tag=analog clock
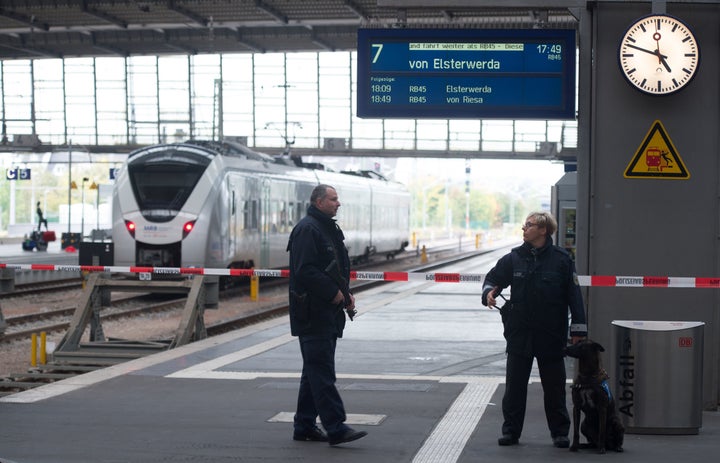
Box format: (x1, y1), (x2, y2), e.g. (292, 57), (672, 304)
(619, 14), (699, 95)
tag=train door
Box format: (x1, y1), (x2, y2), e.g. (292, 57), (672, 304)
(228, 176), (237, 257)
(368, 185), (374, 251)
(259, 178), (271, 268)
(239, 175), (260, 268)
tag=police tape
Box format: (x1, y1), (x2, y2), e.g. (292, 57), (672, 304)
(2, 263), (720, 288)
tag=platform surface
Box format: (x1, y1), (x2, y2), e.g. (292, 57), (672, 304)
(1, 250), (718, 463)
(0, 237), (91, 286)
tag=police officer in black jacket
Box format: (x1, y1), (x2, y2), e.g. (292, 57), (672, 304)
(482, 211), (587, 449)
(287, 184), (367, 446)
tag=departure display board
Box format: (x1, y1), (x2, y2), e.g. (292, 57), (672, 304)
(357, 28), (576, 120)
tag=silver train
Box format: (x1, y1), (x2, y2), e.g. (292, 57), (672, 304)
(111, 140), (410, 270)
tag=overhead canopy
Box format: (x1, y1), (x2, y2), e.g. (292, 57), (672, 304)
(0, 0), (578, 60)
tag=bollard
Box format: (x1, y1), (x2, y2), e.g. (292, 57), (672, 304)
(250, 275), (259, 301)
(30, 332), (49, 366)
(31, 333), (38, 367)
(475, 233), (480, 249)
(40, 331), (47, 365)
(411, 231), (416, 248)
(420, 245), (428, 263)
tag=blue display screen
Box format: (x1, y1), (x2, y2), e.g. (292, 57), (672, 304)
(357, 28), (576, 120)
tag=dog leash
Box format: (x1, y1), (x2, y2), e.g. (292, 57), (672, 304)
(490, 291), (574, 342)
(490, 292), (510, 315)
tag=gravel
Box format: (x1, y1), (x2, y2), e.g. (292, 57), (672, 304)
(1, 282), (288, 378)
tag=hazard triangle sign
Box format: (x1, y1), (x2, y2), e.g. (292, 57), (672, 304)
(624, 120), (689, 179)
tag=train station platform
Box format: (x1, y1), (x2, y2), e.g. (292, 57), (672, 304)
(0, 237), (80, 287)
(0, 237), (62, 258)
(1, 251), (719, 463)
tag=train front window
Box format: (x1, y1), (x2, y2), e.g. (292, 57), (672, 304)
(128, 148), (211, 221)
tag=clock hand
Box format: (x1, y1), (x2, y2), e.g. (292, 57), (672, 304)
(651, 32), (672, 72)
(625, 43), (668, 60)
(658, 53), (672, 72)
(653, 31), (663, 64)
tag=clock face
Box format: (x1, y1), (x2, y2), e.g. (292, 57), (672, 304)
(619, 14), (699, 95)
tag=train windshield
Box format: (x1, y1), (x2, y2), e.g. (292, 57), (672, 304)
(128, 147), (212, 222)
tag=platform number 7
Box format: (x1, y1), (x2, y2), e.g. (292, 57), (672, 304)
(371, 44), (383, 63)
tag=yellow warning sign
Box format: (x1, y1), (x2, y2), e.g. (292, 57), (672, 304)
(624, 120), (689, 179)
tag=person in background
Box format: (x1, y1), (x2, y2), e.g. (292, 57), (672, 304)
(481, 211), (587, 449)
(286, 184), (367, 446)
(36, 202), (48, 231)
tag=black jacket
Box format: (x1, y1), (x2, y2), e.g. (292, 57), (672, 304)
(482, 238), (587, 359)
(287, 205), (351, 337)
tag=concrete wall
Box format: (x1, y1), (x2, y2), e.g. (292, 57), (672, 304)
(580, 2), (720, 409)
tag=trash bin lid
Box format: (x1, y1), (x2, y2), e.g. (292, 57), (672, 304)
(612, 320), (704, 331)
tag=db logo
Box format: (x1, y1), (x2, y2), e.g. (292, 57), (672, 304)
(679, 337), (693, 348)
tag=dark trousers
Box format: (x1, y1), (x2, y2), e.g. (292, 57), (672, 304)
(501, 352), (570, 439)
(294, 335), (349, 437)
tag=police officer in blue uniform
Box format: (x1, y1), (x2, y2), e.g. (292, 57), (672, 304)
(482, 211), (587, 448)
(287, 184), (367, 446)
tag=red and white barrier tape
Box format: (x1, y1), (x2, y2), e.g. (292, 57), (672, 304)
(2, 263), (720, 288)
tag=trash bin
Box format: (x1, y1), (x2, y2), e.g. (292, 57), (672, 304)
(611, 320), (704, 435)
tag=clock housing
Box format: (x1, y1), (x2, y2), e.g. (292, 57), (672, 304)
(618, 14), (699, 95)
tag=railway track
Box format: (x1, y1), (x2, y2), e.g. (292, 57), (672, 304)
(0, 243), (504, 396)
(0, 239), (458, 300)
(0, 278), (83, 299)
(0, 239), (464, 339)
(0, 294), (187, 343)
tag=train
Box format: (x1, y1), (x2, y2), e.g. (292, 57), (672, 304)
(111, 140), (411, 271)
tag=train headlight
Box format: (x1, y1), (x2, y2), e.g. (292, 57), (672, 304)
(182, 220), (196, 239)
(125, 220), (136, 238)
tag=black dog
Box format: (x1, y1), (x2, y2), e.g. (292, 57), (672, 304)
(565, 340), (624, 454)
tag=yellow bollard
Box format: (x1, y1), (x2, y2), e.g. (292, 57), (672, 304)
(420, 245), (428, 263)
(40, 331), (47, 365)
(475, 233), (480, 249)
(250, 275), (259, 301)
(411, 231), (416, 248)
(31, 333), (38, 367)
